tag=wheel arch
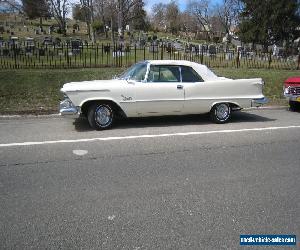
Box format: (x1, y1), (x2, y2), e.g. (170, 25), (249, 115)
(210, 101), (241, 111)
(81, 99), (127, 118)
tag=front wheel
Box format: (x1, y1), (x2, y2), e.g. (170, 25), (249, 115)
(88, 103), (115, 130)
(289, 100), (300, 111)
(210, 103), (231, 124)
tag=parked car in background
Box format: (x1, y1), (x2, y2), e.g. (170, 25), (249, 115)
(60, 60), (268, 130)
(284, 76), (300, 111)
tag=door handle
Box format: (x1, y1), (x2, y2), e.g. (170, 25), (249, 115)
(177, 85), (183, 89)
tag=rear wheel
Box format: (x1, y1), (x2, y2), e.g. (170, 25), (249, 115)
(210, 103), (231, 124)
(87, 103), (115, 130)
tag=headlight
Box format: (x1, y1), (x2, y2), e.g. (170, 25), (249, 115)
(284, 87), (290, 95)
(60, 97), (75, 109)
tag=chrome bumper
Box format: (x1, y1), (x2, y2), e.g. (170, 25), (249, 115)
(251, 97), (269, 107)
(59, 99), (80, 118)
(284, 94), (300, 101)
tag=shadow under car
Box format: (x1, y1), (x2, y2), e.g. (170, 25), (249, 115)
(73, 111), (276, 132)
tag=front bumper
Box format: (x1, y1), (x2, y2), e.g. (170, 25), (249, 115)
(251, 97), (269, 107)
(284, 94), (300, 102)
(59, 99), (81, 118)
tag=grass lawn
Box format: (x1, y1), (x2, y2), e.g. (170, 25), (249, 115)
(0, 67), (298, 115)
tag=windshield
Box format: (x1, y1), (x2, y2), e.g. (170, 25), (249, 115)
(118, 62), (147, 81)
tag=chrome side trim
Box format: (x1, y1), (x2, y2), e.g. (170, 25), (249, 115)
(66, 89), (110, 93)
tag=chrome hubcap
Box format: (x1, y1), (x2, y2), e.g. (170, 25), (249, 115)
(95, 106), (112, 126)
(216, 104), (229, 120)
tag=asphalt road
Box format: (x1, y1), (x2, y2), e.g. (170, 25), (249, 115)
(0, 108), (299, 249)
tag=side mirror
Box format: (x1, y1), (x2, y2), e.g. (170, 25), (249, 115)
(127, 80), (135, 85)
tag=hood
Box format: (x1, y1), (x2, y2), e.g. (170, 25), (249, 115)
(284, 77), (300, 88)
(61, 79), (125, 92)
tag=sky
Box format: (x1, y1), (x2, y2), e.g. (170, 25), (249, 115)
(69, 0), (222, 15)
(144, 0), (188, 13)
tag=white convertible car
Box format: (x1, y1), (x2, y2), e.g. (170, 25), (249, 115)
(59, 60), (268, 130)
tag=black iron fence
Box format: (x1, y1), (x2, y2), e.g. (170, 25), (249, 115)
(0, 43), (299, 70)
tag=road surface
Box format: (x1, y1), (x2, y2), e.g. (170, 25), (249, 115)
(0, 108), (299, 249)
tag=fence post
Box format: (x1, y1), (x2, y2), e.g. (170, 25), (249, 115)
(200, 45), (203, 64)
(236, 51), (240, 68)
(268, 51), (272, 69)
(134, 44), (137, 63)
(13, 44), (17, 69)
(160, 42), (164, 60)
(297, 54), (300, 70)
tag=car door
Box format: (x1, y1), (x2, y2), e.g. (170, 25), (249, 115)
(135, 65), (184, 116)
(179, 65), (209, 114)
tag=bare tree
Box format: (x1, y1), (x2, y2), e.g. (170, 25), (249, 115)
(180, 11), (196, 32)
(151, 3), (166, 31)
(47, 0), (69, 36)
(0, 0), (23, 13)
(151, 1), (180, 33)
(79, 0), (95, 42)
(117, 0), (142, 36)
(90, 0), (147, 42)
(165, 1), (180, 34)
(187, 0), (212, 41)
(215, 0), (242, 39)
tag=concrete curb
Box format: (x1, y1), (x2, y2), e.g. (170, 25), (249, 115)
(0, 113), (61, 120)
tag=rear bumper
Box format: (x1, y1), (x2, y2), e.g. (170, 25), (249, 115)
(251, 97), (269, 107)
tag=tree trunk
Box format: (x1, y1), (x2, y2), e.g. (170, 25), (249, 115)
(117, 0), (124, 37)
(111, 17), (115, 44)
(87, 22), (91, 40)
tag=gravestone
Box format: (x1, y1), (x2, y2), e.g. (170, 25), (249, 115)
(149, 42), (158, 53)
(43, 37), (53, 46)
(25, 37), (35, 51)
(3, 49), (10, 56)
(54, 37), (61, 46)
(225, 50), (234, 60)
(0, 36), (4, 47)
(9, 37), (18, 46)
(113, 51), (124, 57)
(104, 45), (110, 54)
(39, 48), (45, 56)
(71, 39), (82, 55)
(208, 44), (216, 55)
(166, 42), (172, 53)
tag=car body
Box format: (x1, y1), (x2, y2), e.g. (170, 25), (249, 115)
(60, 60), (268, 129)
(283, 76), (300, 111)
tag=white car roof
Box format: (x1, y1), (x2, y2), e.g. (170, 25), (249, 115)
(147, 60), (219, 81)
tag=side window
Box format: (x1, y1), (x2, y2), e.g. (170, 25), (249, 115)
(148, 65), (180, 82)
(181, 66), (204, 82)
